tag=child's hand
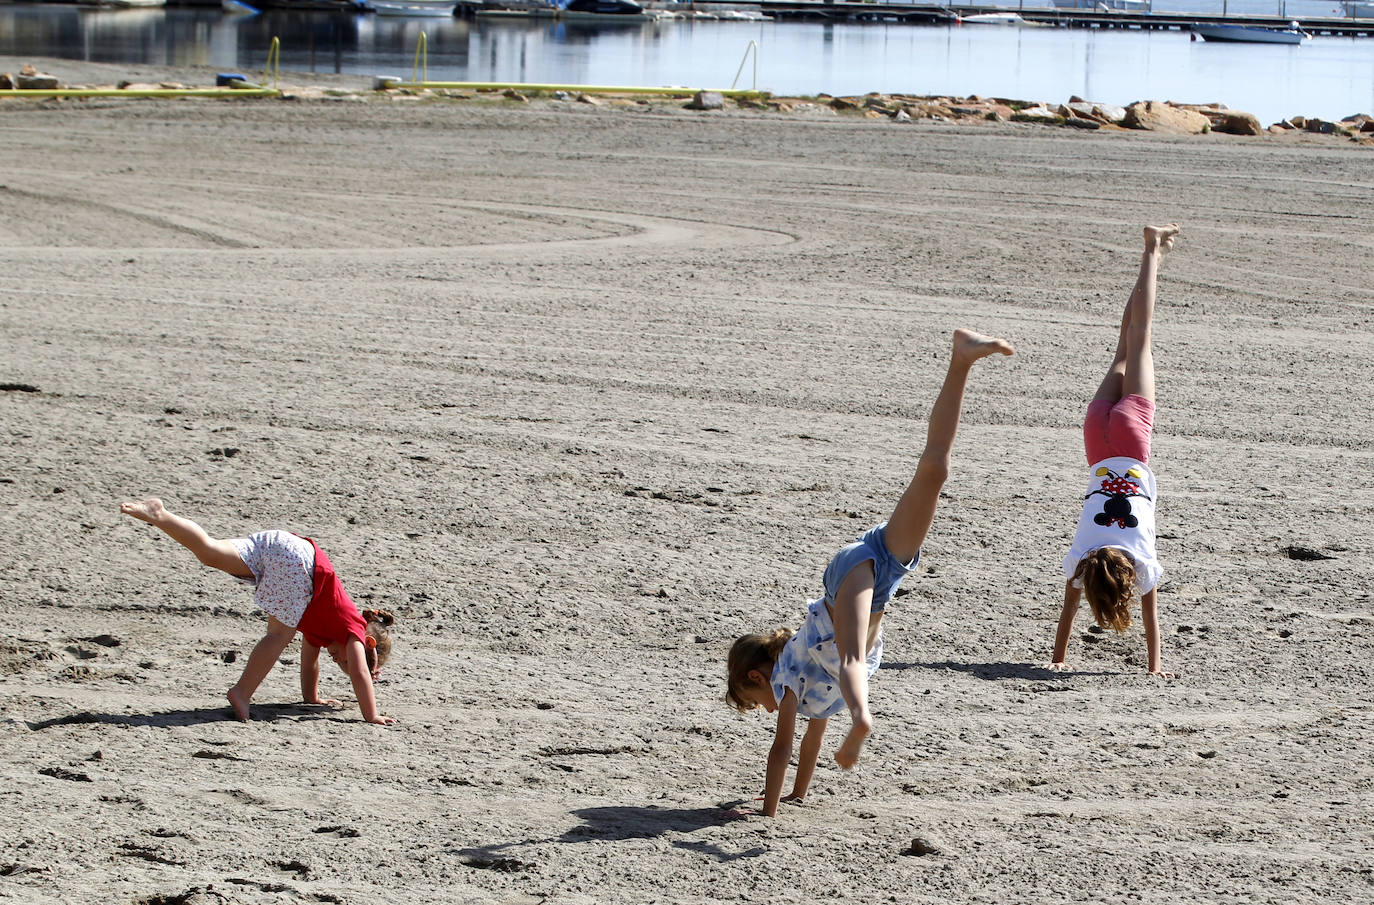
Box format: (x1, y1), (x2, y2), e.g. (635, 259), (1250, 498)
(304, 696), (341, 707)
(366, 714), (398, 726)
(1148, 668), (1176, 679)
(1047, 661), (1072, 672)
(780, 793), (805, 805)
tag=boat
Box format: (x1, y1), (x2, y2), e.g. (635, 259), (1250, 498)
(222, 0), (260, 14)
(958, 12), (1043, 25)
(1191, 21), (1309, 43)
(475, 0), (558, 16)
(368, 0), (456, 15)
(559, 0), (653, 20)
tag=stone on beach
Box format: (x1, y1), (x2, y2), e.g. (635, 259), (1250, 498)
(1210, 110), (1264, 136)
(1123, 101), (1211, 134)
(686, 90), (724, 111)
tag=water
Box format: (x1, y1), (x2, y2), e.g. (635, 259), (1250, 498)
(3, 2), (1372, 124)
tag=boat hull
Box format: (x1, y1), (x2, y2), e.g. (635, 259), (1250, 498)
(1191, 24), (1306, 44)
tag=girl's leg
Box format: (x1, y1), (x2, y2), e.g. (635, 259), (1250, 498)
(1121, 224), (1179, 403)
(830, 560), (876, 770)
(120, 498), (252, 578)
(227, 616), (297, 721)
(882, 329), (1014, 565)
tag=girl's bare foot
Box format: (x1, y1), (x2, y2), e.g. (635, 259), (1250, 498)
(952, 328), (1015, 366)
(1144, 223), (1180, 254)
(120, 498), (167, 525)
(226, 687), (251, 722)
(833, 710), (873, 770)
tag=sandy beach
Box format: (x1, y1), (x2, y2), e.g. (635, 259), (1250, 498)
(2, 58), (1372, 904)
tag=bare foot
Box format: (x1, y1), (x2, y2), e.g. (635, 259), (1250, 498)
(833, 711), (872, 770)
(952, 328), (1015, 366)
(226, 687), (251, 722)
(120, 498), (166, 525)
(1144, 223), (1180, 254)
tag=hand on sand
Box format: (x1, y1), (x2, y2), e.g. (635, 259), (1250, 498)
(1047, 661), (1072, 672)
(304, 697), (341, 708)
(366, 714), (398, 726)
(780, 793), (805, 806)
(1148, 669), (1176, 679)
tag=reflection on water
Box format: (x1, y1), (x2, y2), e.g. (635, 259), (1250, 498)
(2, 2), (1371, 122)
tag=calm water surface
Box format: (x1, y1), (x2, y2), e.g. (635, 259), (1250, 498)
(3, 2), (1372, 123)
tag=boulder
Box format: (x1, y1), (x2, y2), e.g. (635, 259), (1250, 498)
(16, 71), (59, 90)
(686, 90), (724, 111)
(829, 96), (859, 111)
(1211, 110), (1263, 136)
(1011, 105), (1063, 125)
(1123, 101), (1210, 134)
(0, 73), (13, 90)
(1289, 115), (1307, 129)
(575, 92), (600, 106)
(1064, 116), (1101, 130)
(1092, 104), (1128, 124)
(1304, 118), (1335, 134)
(892, 108), (912, 122)
(1363, 119), (1374, 134)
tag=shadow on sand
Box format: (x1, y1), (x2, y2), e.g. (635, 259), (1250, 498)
(25, 702), (341, 730)
(454, 804), (765, 867)
(882, 660), (1118, 680)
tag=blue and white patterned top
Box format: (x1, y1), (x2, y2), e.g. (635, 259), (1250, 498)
(771, 597), (883, 720)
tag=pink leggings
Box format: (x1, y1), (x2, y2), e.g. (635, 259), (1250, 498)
(1084, 395), (1155, 464)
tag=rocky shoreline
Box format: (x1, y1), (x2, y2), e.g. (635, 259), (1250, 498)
(4, 57), (1372, 145)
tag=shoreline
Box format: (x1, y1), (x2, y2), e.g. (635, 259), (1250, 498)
(5, 56), (1372, 143)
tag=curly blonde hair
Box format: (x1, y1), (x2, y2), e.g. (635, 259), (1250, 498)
(726, 628), (792, 712)
(362, 609), (395, 674)
(1074, 548), (1137, 633)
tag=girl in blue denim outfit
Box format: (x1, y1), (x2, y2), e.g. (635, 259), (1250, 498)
(726, 329), (1013, 817)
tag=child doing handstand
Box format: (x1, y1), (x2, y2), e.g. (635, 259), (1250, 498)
(120, 498), (397, 724)
(726, 329), (1013, 816)
(1050, 224), (1180, 677)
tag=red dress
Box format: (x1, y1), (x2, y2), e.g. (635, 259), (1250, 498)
(295, 538), (367, 649)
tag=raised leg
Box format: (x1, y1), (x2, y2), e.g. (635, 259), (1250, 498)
(120, 498), (252, 578)
(882, 329), (1014, 565)
(1095, 224), (1178, 405)
(226, 616), (298, 720)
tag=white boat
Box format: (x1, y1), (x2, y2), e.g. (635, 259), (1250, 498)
(1191, 21), (1309, 44)
(959, 12), (1042, 26)
(369, 0), (456, 16)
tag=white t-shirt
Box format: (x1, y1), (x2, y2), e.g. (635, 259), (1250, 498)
(1062, 456), (1162, 594)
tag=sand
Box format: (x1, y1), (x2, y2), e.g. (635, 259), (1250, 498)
(1, 58), (1372, 905)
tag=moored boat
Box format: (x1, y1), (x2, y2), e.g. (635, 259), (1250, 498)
(369, 0), (456, 15)
(1191, 21), (1309, 44)
(559, 0), (653, 20)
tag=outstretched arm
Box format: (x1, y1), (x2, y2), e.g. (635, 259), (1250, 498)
(1140, 588), (1172, 677)
(344, 637), (396, 725)
(299, 641), (339, 706)
(761, 691), (798, 817)
(784, 717), (827, 803)
(1049, 581), (1080, 670)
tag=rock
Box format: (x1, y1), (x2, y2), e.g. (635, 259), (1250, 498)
(575, 92), (599, 106)
(502, 88), (528, 103)
(686, 90), (724, 111)
(1011, 105), (1063, 125)
(1304, 119), (1335, 134)
(553, 90), (569, 100)
(1289, 115), (1307, 128)
(904, 836), (942, 856)
(1267, 124), (1288, 134)
(1123, 101), (1210, 134)
(0, 73), (13, 90)
(1064, 116), (1101, 130)
(829, 96), (859, 111)
(892, 108), (911, 122)
(950, 104), (988, 116)
(1208, 110), (1263, 135)
(1363, 120), (1374, 133)
(1092, 103), (1127, 124)
(1066, 101), (1098, 120)
(984, 110), (1006, 123)
(19, 64), (36, 76)
(16, 72), (59, 90)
